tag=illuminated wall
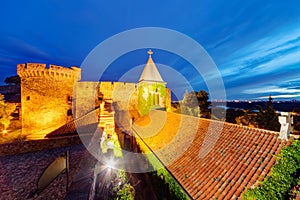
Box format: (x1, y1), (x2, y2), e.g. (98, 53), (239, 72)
(137, 81), (167, 116)
(17, 63), (171, 139)
(17, 63), (81, 139)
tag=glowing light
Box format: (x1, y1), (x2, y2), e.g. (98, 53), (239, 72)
(2, 130), (7, 134)
(106, 159), (115, 169)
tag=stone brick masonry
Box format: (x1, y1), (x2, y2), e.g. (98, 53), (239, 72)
(17, 63), (81, 140)
(0, 137), (88, 200)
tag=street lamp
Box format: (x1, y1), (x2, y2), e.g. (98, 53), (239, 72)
(105, 158), (115, 169)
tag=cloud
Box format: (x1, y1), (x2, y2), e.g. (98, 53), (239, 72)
(258, 94), (300, 99)
(220, 26), (300, 79)
(216, 23), (300, 99)
(244, 85), (300, 95)
(2, 36), (51, 60)
(240, 77), (300, 100)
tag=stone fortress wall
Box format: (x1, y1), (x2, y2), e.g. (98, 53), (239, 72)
(17, 63), (81, 80)
(17, 63), (141, 139)
(17, 62), (171, 139)
(74, 81), (138, 134)
(74, 81), (138, 117)
(17, 63), (81, 139)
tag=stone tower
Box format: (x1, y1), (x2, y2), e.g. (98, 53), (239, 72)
(137, 50), (167, 115)
(17, 63), (81, 139)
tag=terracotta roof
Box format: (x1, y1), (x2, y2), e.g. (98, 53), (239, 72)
(138, 50), (165, 83)
(133, 110), (292, 200)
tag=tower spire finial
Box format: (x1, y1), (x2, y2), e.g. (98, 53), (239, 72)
(147, 49), (153, 57)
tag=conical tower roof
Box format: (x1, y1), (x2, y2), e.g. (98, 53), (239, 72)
(138, 50), (165, 83)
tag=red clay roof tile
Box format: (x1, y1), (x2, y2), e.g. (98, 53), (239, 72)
(133, 110), (292, 199)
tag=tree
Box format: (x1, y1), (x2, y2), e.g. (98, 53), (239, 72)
(294, 122), (300, 131)
(181, 91), (199, 117)
(179, 90), (210, 117)
(170, 102), (181, 114)
(196, 90), (210, 118)
(0, 94), (15, 132)
(236, 110), (257, 127)
(4, 75), (20, 85)
(183, 91), (199, 108)
(256, 96), (280, 131)
(196, 90), (210, 112)
(211, 107), (226, 121)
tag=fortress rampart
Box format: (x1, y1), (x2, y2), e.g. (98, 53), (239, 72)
(17, 63), (81, 139)
(16, 60), (170, 139)
(17, 63), (81, 81)
(74, 81), (137, 117)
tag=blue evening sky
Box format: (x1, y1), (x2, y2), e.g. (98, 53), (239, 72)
(0, 0), (300, 100)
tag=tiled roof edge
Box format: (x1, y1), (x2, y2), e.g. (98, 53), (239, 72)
(166, 111), (292, 141)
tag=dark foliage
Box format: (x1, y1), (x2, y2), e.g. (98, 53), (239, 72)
(256, 96), (280, 131)
(4, 75), (20, 85)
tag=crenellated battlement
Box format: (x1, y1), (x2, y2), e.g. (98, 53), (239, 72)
(17, 63), (81, 81)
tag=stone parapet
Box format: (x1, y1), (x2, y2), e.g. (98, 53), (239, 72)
(0, 135), (82, 156)
(17, 63), (81, 81)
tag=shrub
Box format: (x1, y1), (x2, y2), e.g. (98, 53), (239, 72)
(115, 183), (135, 200)
(243, 140), (300, 200)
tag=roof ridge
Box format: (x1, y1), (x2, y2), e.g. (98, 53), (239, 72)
(198, 117), (280, 135)
(167, 111), (279, 133)
(146, 110), (284, 140)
